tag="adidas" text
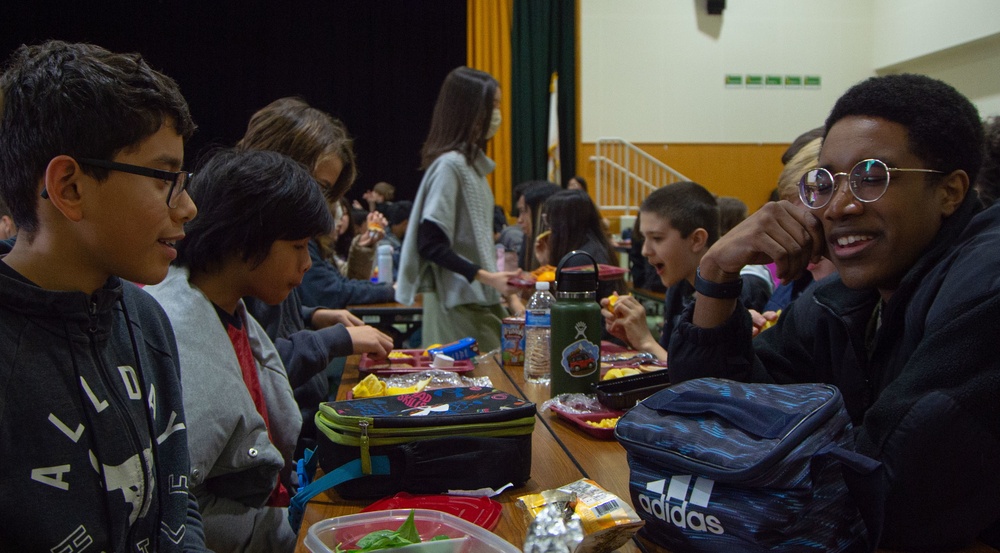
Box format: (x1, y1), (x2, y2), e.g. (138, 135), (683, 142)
(637, 476), (724, 535)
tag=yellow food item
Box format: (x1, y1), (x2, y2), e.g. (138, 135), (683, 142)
(585, 417), (620, 428)
(386, 378), (432, 396)
(353, 374), (432, 398)
(535, 271), (556, 282)
(603, 368), (641, 380)
(529, 264), (557, 282)
(531, 264), (556, 277)
(352, 374), (387, 398)
(760, 309), (782, 332)
(422, 344), (442, 356)
(387, 351), (410, 359)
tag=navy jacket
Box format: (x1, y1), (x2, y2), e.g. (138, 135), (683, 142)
(0, 243), (207, 552)
(300, 240), (395, 309)
(668, 196), (1000, 550)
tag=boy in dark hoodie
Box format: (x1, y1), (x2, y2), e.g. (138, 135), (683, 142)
(0, 41), (207, 551)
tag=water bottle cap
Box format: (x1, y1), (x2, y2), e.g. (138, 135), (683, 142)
(534, 281), (550, 291)
(377, 244), (392, 254)
(555, 250), (598, 293)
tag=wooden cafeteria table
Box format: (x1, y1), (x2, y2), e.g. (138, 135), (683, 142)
(294, 354), (999, 553)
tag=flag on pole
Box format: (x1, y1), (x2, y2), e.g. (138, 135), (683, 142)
(546, 72), (560, 185)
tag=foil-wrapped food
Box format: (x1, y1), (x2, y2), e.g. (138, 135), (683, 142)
(518, 479), (644, 553)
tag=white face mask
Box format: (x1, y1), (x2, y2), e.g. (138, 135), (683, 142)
(486, 108), (501, 139)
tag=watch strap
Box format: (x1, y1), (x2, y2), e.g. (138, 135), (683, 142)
(694, 267), (743, 299)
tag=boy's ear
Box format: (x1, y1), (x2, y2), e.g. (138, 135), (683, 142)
(937, 169), (970, 218)
(689, 227), (710, 253)
(42, 156), (86, 222)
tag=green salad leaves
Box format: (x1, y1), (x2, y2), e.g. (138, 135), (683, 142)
(335, 511), (451, 553)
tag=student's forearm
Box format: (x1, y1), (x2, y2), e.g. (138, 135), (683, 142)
(635, 333), (668, 361)
(691, 260), (739, 329)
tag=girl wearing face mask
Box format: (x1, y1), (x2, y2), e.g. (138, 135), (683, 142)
(396, 66), (521, 350)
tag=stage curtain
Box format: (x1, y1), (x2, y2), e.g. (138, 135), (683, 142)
(511, 0), (576, 189)
(468, 0), (514, 215)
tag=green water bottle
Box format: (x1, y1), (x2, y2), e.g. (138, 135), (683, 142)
(549, 251), (602, 397)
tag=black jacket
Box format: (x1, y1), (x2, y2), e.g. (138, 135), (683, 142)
(0, 245), (207, 552)
(668, 196), (1000, 550)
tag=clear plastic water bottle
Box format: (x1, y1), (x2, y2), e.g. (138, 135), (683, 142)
(524, 281), (555, 384)
(376, 244), (394, 285)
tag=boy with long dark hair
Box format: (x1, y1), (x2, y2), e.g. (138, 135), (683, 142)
(146, 149), (332, 552)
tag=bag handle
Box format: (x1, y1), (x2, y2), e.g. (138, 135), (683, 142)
(818, 443), (885, 551)
(644, 390), (800, 439)
(288, 448), (390, 533)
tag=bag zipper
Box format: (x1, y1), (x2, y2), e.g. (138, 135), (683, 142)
(616, 384), (841, 483)
(317, 415), (536, 449)
(359, 420), (371, 473)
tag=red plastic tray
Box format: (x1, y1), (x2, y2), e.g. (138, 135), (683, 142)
(508, 264), (627, 288)
(359, 350), (475, 375)
(565, 263), (628, 280)
(361, 493), (502, 531)
(600, 341), (630, 354)
(507, 276), (540, 288)
(548, 404), (625, 440)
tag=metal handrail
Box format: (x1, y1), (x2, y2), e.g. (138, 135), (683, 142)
(591, 137), (690, 216)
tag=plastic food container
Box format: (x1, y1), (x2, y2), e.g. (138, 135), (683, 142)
(304, 509), (521, 553)
(592, 370), (672, 410)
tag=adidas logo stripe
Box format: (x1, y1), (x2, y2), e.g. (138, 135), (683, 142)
(638, 475), (724, 535)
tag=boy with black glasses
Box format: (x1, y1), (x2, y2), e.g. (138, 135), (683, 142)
(0, 41), (207, 551)
(669, 74), (999, 549)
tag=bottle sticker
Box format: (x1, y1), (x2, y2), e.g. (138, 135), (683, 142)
(526, 310), (550, 327)
(560, 339), (600, 377)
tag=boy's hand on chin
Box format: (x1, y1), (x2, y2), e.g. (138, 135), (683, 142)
(703, 200), (825, 285)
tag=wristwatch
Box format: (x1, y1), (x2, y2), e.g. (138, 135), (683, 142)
(694, 267), (743, 299)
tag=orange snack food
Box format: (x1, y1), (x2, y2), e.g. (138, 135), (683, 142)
(607, 291), (630, 312)
(531, 264), (556, 283)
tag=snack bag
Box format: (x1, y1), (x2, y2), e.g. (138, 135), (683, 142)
(517, 479), (644, 553)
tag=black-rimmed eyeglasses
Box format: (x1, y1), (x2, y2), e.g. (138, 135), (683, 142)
(798, 158), (943, 209)
(76, 158), (193, 208)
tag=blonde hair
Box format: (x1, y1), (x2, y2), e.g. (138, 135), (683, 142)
(777, 137), (822, 203)
(372, 181), (395, 201)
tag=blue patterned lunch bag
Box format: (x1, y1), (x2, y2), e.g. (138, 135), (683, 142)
(615, 378), (882, 553)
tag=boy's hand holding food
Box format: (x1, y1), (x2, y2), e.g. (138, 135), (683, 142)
(750, 309), (781, 337)
(600, 293), (666, 360)
(359, 211), (388, 247)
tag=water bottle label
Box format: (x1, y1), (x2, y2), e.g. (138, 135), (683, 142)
(525, 310), (550, 327)
(559, 339), (599, 378)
